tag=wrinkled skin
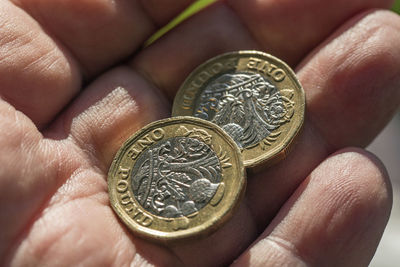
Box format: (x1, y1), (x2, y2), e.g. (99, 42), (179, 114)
(1, 0), (400, 266)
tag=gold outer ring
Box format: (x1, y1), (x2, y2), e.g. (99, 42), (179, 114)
(108, 117), (246, 242)
(172, 50), (305, 168)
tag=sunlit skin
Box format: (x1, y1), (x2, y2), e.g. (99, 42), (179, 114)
(1, 0), (400, 266)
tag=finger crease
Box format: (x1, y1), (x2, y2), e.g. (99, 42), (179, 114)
(264, 235), (310, 266)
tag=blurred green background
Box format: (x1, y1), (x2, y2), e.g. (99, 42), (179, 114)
(395, 0), (400, 13)
(147, 0), (400, 45)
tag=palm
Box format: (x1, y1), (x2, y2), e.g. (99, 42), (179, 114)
(1, 0), (399, 266)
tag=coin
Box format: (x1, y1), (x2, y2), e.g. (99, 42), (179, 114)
(172, 51), (305, 168)
(108, 117), (245, 242)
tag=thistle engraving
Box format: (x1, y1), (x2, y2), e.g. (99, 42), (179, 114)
(131, 137), (222, 218)
(194, 73), (295, 148)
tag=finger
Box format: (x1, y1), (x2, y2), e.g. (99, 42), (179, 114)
(9, 192), (181, 266)
(0, 0), (81, 127)
(298, 9), (400, 148)
(132, 0), (392, 98)
(233, 149), (392, 266)
(0, 0), (195, 128)
(0, 100), (63, 261)
(13, 0), (197, 75)
(227, 0), (393, 66)
(141, 0), (197, 26)
(245, 9), (400, 230)
(133, 1), (260, 98)
(48, 66), (170, 172)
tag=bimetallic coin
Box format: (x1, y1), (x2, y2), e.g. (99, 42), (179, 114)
(108, 117), (245, 242)
(172, 51), (305, 168)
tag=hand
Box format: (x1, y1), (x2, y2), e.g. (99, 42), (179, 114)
(1, 0), (399, 266)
